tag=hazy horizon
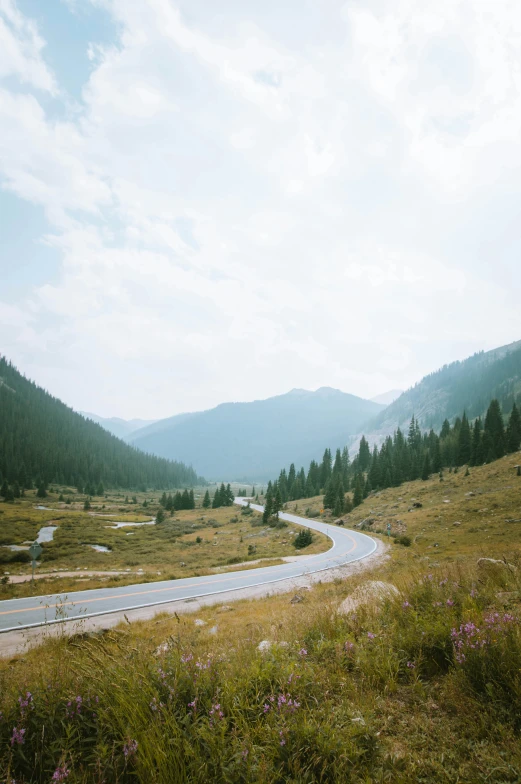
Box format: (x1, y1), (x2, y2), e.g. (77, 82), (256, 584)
(1, 1), (520, 419)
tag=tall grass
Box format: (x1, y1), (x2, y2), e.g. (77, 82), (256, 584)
(1, 560), (521, 782)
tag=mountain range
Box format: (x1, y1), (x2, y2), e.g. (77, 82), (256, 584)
(80, 412), (157, 440)
(127, 388), (384, 482)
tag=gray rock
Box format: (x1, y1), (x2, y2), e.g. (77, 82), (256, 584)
(337, 581), (399, 615)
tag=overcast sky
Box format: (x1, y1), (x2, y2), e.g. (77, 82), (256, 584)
(1, 0), (520, 419)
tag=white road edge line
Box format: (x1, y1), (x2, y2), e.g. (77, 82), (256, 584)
(0, 499), (377, 633)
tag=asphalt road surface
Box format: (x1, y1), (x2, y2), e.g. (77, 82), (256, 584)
(0, 499), (376, 633)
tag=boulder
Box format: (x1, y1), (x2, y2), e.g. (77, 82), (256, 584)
(337, 581), (399, 616)
(290, 594), (304, 604)
(477, 558), (516, 583)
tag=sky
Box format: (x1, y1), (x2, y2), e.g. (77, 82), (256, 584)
(1, 0), (520, 420)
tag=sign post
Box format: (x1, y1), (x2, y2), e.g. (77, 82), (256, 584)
(28, 541), (43, 584)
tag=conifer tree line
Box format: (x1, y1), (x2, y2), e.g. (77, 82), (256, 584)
(160, 489), (196, 511)
(267, 399), (521, 517)
(203, 483), (235, 509)
(0, 357), (202, 492)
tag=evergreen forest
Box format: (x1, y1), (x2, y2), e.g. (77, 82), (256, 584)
(265, 398), (521, 518)
(0, 357), (201, 491)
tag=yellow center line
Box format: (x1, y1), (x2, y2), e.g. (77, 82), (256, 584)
(0, 531), (358, 617)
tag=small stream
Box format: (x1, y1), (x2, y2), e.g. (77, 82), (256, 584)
(37, 526), (58, 543)
(108, 519), (156, 529)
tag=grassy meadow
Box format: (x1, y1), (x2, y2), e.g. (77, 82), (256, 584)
(0, 489), (328, 600)
(0, 455), (520, 782)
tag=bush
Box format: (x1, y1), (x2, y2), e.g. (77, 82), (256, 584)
(394, 535), (412, 547)
(294, 528), (313, 549)
(0, 548), (31, 564)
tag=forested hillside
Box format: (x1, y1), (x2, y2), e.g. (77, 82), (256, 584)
(264, 398), (521, 518)
(0, 357), (201, 490)
(362, 340), (521, 444)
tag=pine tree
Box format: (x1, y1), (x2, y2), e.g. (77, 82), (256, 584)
(84, 497), (91, 511)
(352, 475), (363, 508)
(457, 412), (471, 465)
(263, 490), (273, 524)
(358, 437), (371, 472)
(273, 488), (282, 518)
(36, 480), (47, 499)
(484, 399), (505, 460)
(506, 403), (521, 453)
(421, 452), (431, 480)
(202, 490), (211, 508)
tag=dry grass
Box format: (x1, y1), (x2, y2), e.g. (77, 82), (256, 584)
(0, 491), (328, 600)
(1, 456), (521, 782)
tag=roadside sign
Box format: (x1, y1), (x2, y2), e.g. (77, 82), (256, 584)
(29, 541), (43, 584)
(29, 542), (43, 561)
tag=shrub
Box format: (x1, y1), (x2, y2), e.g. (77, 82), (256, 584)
(394, 535), (412, 547)
(294, 528), (313, 549)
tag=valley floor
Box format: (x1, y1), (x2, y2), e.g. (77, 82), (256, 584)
(1, 455), (521, 783)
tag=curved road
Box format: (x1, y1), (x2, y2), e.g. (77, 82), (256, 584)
(0, 500), (376, 633)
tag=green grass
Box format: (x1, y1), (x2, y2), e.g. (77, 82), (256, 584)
(1, 456), (521, 782)
(0, 490), (328, 600)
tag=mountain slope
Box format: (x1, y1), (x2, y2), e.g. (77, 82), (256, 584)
(130, 387), (384, 481)
(80, 412), (157, 440)
(361, 339), (521, 444)
(0, 357), (202, 489)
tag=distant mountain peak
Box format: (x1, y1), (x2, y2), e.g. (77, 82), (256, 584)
(370, 389), (404, 406)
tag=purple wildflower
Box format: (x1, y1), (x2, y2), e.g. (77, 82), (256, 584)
(344, 641), (355, 653)
(406, 661), (415, 669)
(446, 598), (454, 607)
(11, 727), (25, 746)
(298, 648), (308, 656)
(402, 601), (411, 610)
(367, 632), (376, 640)
(123, 739), (138, 759)
(279, 730), (286, 746)
(52, 765), (70, 782)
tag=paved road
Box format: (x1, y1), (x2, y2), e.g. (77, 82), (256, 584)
(0, 500), (376, 633)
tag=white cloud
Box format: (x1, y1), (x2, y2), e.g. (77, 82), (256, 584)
(0, 0), (520, 417)
(0, 0), (56, 92)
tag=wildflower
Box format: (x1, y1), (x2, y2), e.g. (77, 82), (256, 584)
(344, 641), (355, 653)
(11, 727), (25, 746)
(406, 661), (415, 669)
(298, 648), (307, 656)
(402, 601), (411, 610)
(446, 598), (454, 607)
(52, 765), (70, 782)
(123, 739), (138, 759)
(263, 703), (271, 714)
(18, 692), (33, 715)
(279, 730), (286, 746)
(439, 578), (448, 586)
(367, 632), (376, 640)
(181, 653), (193, 664)
(241, 749), (249, 760)
(209, 703), (224, 724)
(188, 699), (197, 712)
(470, 588), (478, 598)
